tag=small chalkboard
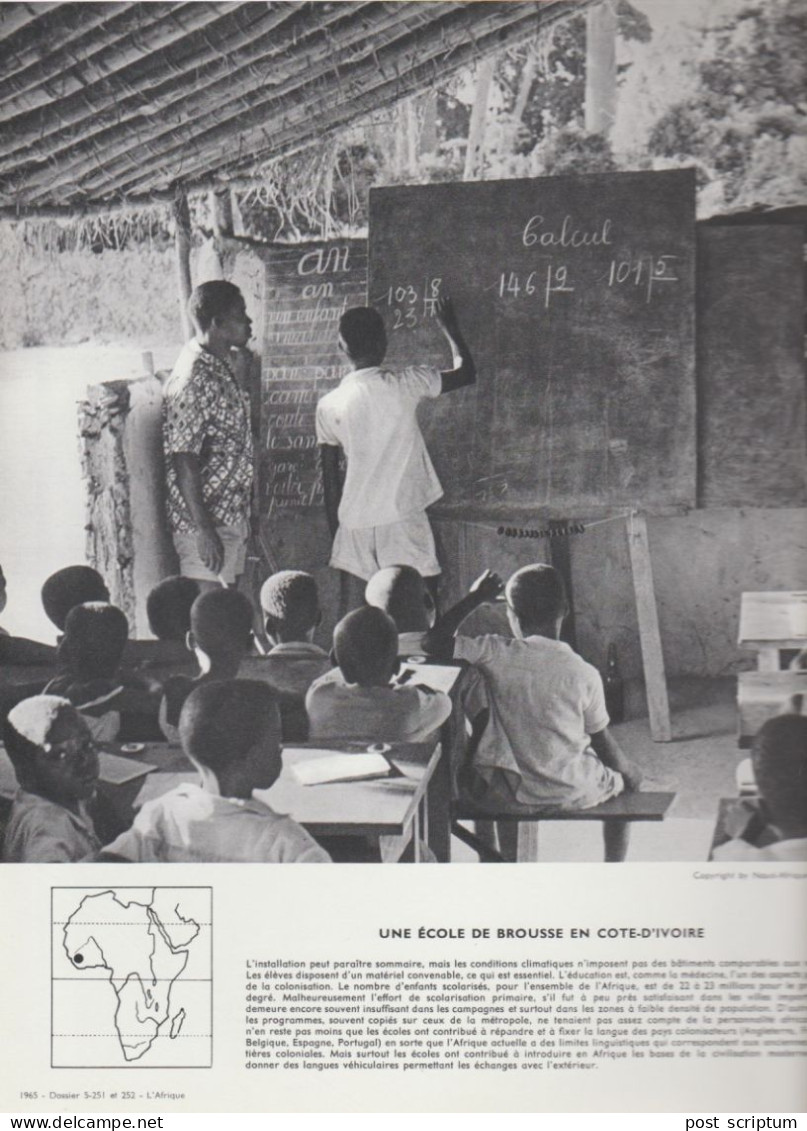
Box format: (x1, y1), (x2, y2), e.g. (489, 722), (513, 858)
(260, 239), (367, 516)
(369, 170), (697, 517)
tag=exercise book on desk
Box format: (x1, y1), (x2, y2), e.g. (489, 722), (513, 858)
(396, 662), (461, 695)
(286, 751), (401, 786)
(98, 750), (155, 786)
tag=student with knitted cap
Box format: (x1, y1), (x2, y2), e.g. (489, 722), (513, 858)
(241, 570), (330, 741)
(159, 587), (254, 743)
(44, 602), (161, 742)
(2, 695), (100, 862)
(306, 605), (451, 742)
(102, 680), (330, 863)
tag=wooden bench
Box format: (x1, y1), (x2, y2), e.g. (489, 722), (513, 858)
(739, 591), (807, 672)
(452, 791), (676, 862)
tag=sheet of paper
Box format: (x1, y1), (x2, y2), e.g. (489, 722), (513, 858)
(97, 749), (155, 785)
(290, 751), (393, 786)
(396, 661), (461, 694)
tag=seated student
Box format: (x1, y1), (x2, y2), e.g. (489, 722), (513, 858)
(41, 565), (109, 636)
(2, 695), (100, 862)
(424, 564), (642, 863)
(0, 563), (57, 665)
(159, 587), (254, 744)
(44, 602), (161, 743)
(101, 680), (330, 863)
(120, 575), (202, 673)
(712, 714), (807, 862)
(306, 606), (451, 743)
(365, 565), (436, 656)
(240, 570), (331, 742)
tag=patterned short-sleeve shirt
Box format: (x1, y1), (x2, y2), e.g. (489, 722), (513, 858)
(162, 340), (254, 533)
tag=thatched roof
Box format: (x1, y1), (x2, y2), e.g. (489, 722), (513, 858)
(0, 1), (593, 217)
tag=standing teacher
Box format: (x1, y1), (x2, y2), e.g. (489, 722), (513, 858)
(162, 281), (255, 592)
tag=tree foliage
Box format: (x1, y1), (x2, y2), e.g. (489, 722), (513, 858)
(648, 0), (806, 206)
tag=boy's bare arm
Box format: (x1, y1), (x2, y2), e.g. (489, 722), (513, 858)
(435, 296), (476, 393)
(422, 569), (503, 659)
(589, 727), (643, 792)
(319, 444), (342, 539)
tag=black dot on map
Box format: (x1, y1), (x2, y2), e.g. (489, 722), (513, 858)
(74, 953), (84, 964)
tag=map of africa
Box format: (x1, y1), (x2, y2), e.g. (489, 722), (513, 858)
(51, 887), (212, 1068)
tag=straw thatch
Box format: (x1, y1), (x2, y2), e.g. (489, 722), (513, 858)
(0, 1), (593, 217)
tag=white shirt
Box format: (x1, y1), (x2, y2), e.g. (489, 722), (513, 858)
(454, 634), (618, 809)
(315, 365), (442, 529)
(306, 667), (451, 743)
(105, 782), (331, 863)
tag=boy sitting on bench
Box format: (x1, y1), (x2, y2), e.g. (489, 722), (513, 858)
(425, 564), (642, 862)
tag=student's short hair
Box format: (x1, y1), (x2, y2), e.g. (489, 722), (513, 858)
(752, 715), (807, 832)
(146, 576), (201, 641)
(3, 694), (75, 776)
(339, 307), (386, 359)
(188, 281), (244, 333)
(506, 564), (568, 626)
(260, 571), (320, 639)
(41, 566), (109, 631)
(365, 565), (433, 633)
(62, 602), (129, 679)
(179, 679), (281, 775)
(333, 606), (397, 687)
(190, 588), (254, 656)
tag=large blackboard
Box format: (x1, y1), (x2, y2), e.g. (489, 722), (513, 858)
(697, 224), (806, 507)
(369, 170), (697, 517)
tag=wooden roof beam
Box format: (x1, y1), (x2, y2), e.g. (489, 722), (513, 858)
(0, 1), (251, 118)
(16, 0), (527, 203)
(0, 3), (122, 75)
(83, 1), (583, 202)
(0, 2), (74, 52)
(0, 3), (202, 111)
(0, 1), (372, 167)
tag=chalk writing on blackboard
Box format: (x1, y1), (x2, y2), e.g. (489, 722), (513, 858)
(261, 241), (367, 516)
(369, 169), (698, 515)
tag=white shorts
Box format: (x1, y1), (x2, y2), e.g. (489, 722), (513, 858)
(172, 519), (249, 584)
(330, 514), (441, 581)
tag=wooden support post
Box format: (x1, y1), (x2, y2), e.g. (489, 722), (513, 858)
(626, 513), (672, 742)
(464, 56), (494, 181)
(173, 185), (193, 341)
(584, 0), (617, 136)
(516, 822), (540, 863)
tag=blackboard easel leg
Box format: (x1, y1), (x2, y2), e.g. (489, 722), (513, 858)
(626, 512), (672, 742)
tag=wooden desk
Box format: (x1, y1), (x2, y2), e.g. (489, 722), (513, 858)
(260, 741), (442, 863)
(739, 591), (807, 671)
(397, 658), (464, 863)
(95, 738), (446, 864)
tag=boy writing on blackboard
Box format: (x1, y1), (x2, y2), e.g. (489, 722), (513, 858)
(316, 296), (474, 600)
